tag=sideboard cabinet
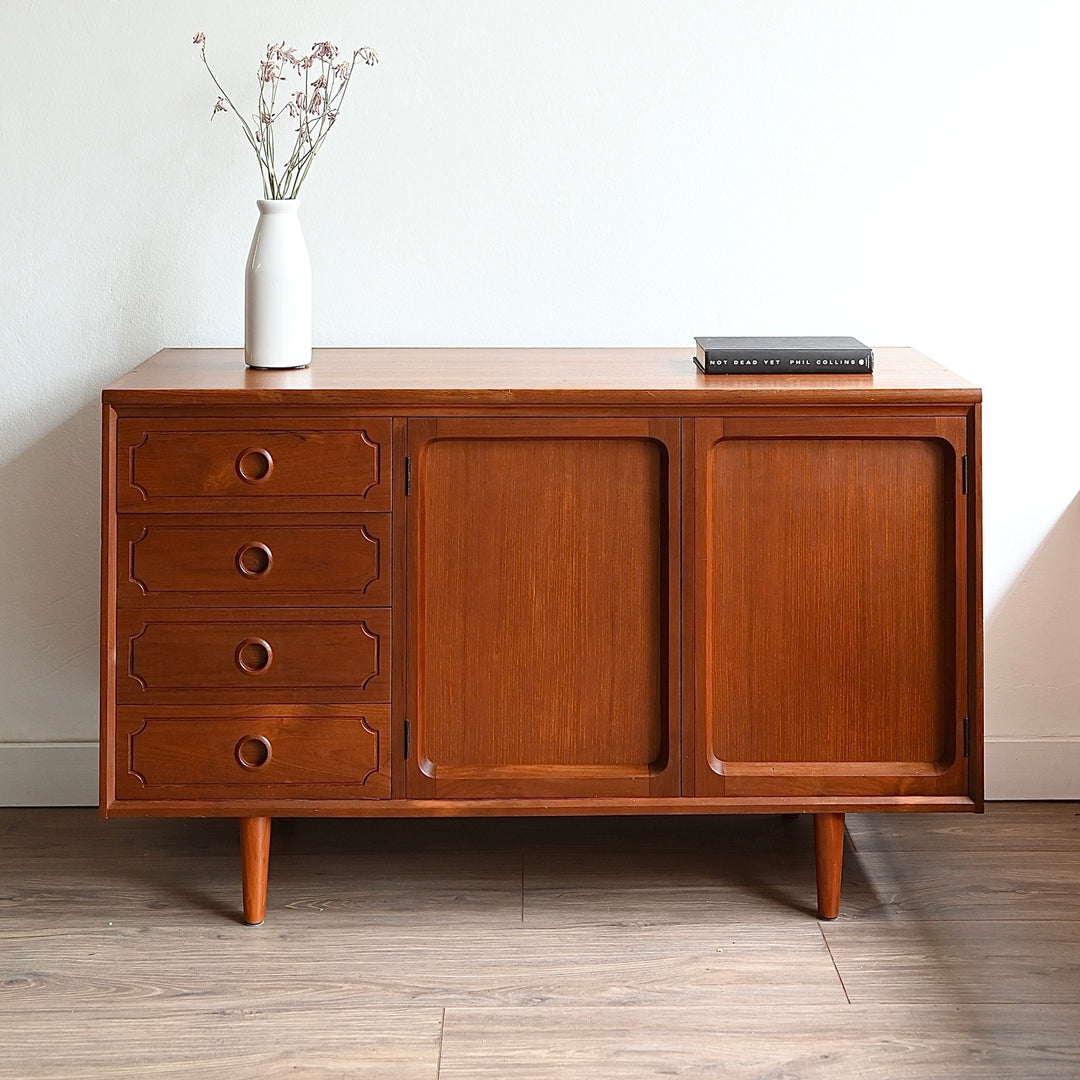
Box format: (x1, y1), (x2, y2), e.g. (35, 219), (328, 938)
(100, 348), (982, 923)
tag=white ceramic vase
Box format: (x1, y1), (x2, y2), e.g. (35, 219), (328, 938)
(244, 199), (312, 369)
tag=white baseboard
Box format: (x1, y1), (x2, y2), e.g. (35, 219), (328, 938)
(0, 738), (1077, 806)
(0, 742), (99, 806)
(985, 736), (1080, 800)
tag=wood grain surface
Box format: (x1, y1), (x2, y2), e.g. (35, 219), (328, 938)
(844, 802), (1080, 851)
(116, 416), (392, 512)
(113, 706), (392, 801)
(101, 347), (982, 407)
(116, 514), (392, 607)
(3, 804), (1078, 1078)
(1, 1006), (443, 1080)
(408, 418), (679, 798)
(115, 608), (391, 704)
(437, 1005), (1080, 1080)
(99, 348), (983, 929)
(821, 919), (1080, 1004)
(693, 416), (968, 800)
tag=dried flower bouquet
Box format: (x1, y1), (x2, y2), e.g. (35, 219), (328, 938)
(193, 32), (377, 200)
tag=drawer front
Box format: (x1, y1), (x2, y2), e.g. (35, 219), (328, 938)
(117, 418), (391, 512)
(117, 609), (391, 703)
(117, 515), (391, 607)
(114, 705), (390, 800)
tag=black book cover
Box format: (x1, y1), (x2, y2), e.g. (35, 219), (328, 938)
(694, 336), (874, 374)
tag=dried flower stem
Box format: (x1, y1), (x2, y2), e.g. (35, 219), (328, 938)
(194, 34), (377, 200)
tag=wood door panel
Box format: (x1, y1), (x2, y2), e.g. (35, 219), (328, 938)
(693, 418), (967, 798)
(409, 418), (680, 798)
(115, 705), (390, 800)
(117, 609), (391, 704)
(116, 514), (390, 607)
(116, 417), (391, 512)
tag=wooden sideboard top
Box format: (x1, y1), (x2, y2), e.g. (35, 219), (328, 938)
(103, 347), (981, 407)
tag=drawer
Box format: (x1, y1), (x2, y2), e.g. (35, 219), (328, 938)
(114, 705), (390, 800)
(117, 609), (391, 704)
(116, 417), (391, 512)
(117, 515), (391, 607)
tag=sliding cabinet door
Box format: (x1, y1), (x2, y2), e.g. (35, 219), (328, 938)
(408, 417), (680, 799)
(690, 415), (971, 799)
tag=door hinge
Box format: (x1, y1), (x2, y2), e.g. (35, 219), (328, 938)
(962, 715), (970, 757)
(404, 456), (411, 496)
(961, 454), (968, 495)
(403, 718), (410, 760)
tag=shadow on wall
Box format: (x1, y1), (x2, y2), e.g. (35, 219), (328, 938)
(0, 400), (102, 743)
(984, 491), (1080, 798)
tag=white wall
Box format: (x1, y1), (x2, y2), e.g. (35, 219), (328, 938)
(2, 0), (1078, 803)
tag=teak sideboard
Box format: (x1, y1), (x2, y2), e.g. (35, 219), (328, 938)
(100, 347), (983, 924)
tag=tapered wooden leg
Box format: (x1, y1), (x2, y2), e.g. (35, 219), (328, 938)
(239, 816), (271, 926)
(813, 812), (845, 920)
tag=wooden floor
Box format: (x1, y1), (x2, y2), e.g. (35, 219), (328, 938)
(2, 804), (1079, 1079)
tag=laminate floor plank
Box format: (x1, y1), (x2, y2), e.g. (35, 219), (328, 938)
(437, 1005), (1080, 1080)
(2, 806), (1080, 1079)
(846, 802), (1080, 853)
(838, 850), (1080, 922)
(0, 1005), (444, 1080)
(0, 922), (844, 1011)
(522, 849), (870, 927)
(823, 919), (1080, 1004)
(1, 851), (524, 928)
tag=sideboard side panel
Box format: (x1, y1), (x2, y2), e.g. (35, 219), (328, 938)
(100, 404), (119, 813)
(967, 402), (985, 810)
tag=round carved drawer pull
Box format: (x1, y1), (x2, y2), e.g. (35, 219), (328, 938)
(236, 735), (272, 770)
(235, 638), (273, 674)
(236, 447), (274, 483)
(236, 542), (273, 578)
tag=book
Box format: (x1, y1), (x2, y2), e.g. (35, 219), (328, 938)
(693, 336), (874, 374)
